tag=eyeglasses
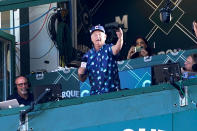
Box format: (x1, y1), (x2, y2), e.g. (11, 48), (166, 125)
(16, 82), (28, 87)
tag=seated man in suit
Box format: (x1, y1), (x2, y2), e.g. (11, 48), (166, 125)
(7, 76), (34, 106)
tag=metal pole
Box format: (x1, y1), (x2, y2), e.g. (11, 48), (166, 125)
(71, 0), (77, 49)
(3, 43), (8, 101)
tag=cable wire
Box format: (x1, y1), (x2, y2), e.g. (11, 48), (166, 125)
(0, 7), (56, 31)
(46, 12), (60, 47)
(17, 4), (56, 59)
(17, 4), (52, 45)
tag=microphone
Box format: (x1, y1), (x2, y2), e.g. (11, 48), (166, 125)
(19, 88), (52, 125)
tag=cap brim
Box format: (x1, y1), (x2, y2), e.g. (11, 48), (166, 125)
(90, 29), (105, 34)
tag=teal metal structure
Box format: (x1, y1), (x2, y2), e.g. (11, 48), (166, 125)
(0, 79), (197, 130)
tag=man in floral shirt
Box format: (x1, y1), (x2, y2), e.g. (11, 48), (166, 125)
(78, 25), (123, 95)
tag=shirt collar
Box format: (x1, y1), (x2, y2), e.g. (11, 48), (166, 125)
(93, 44), (106, 52)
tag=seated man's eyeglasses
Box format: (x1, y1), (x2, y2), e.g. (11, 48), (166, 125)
(16, 82), (28, 87)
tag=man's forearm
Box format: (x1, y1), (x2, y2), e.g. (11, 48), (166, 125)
(112, 28), (123, 55)
(112, 37), (123, 55)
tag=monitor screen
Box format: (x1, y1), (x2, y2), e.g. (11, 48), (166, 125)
(151, 63), (181, 85)
(32, 84), (62, 104)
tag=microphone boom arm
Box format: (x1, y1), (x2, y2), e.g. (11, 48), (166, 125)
(19, 88), (51, 125)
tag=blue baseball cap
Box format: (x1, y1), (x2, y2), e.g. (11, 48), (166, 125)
(90, 25), (105, 34)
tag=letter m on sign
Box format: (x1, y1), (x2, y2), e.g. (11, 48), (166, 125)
(115, 15), (128, 32)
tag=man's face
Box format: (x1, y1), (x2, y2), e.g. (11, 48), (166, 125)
(91, 30), (106, 50)
(15, 77), (29, 96)
(184, 56), (195, 71)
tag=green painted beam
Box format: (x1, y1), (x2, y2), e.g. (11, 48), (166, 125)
(0, 0), (69, 12)
(0, 30), (15, 41)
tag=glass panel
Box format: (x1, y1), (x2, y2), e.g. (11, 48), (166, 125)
(0, 39), (11, 101)
(0, 42), (3, 101)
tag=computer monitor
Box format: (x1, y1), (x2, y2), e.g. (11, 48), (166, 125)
(0, 99), (19, 109)
(32, 84), (62, 104)
(151, 63), (181, 85)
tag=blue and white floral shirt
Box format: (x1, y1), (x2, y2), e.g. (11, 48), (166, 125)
(83, 43), (120, 95)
